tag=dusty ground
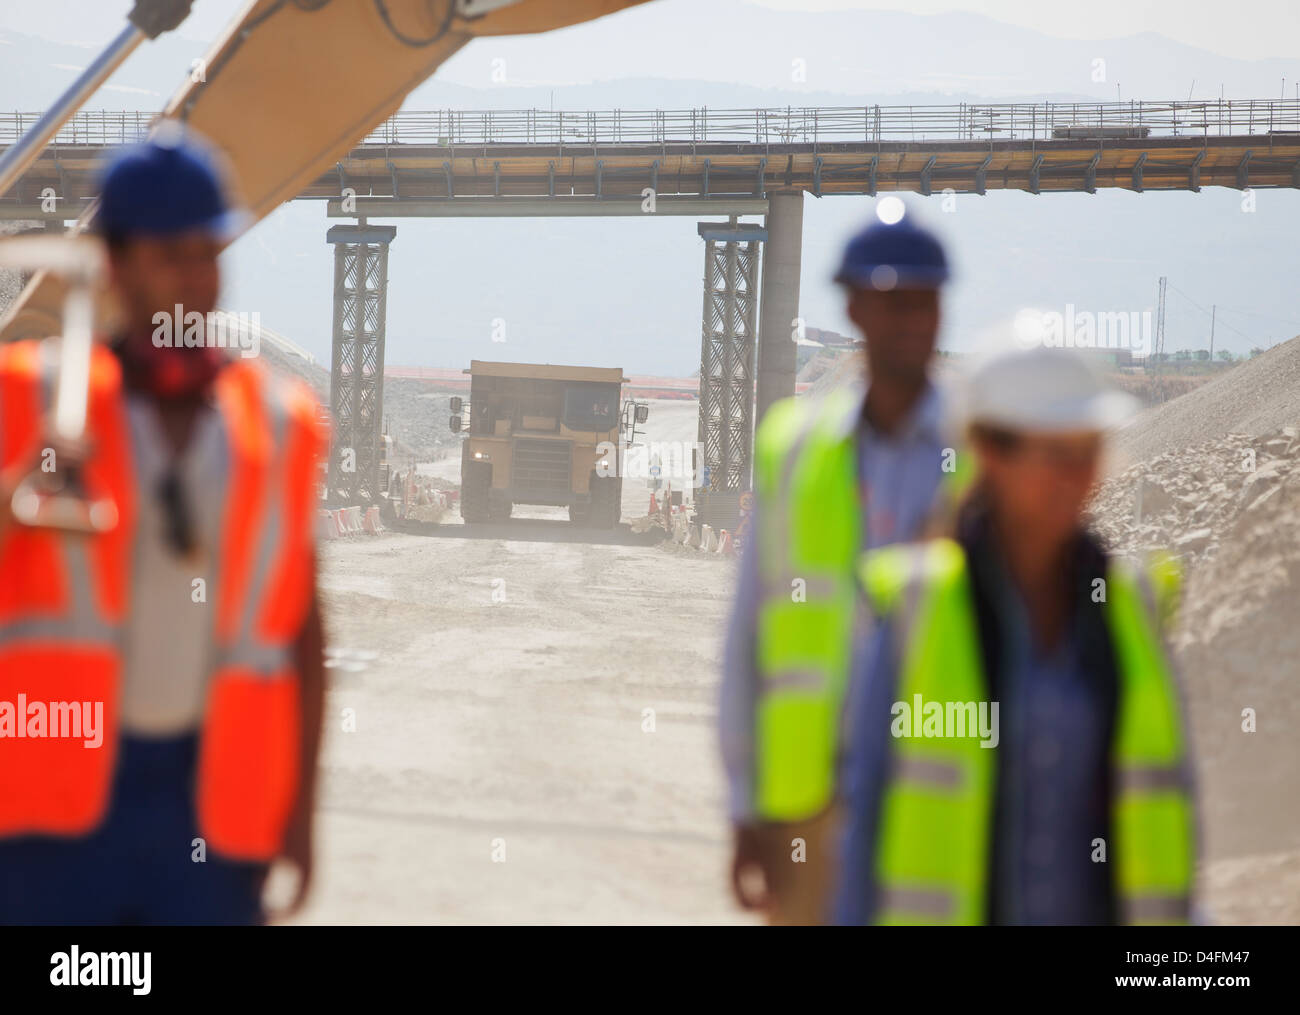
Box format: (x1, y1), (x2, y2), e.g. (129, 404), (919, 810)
(297, 399), (754, 924)
(294, 397), (1294, 925)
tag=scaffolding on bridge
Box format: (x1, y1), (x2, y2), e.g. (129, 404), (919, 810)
(4, 99), (1299, 151)
(696, 221), (765, 516)
(326, 223), (395, 506)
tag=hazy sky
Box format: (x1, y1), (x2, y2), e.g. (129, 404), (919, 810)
(5, 0), (1299, 61)
(750, 1), (1300, 60)
(5, 1), (1298, 372)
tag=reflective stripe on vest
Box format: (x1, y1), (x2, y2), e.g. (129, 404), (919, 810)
(0, 341), (133, 836)
(0, 341), (323, 860)
(1102, 554), (1194, 926)
(858, 538), (1195, 925)
(197, 361), (321, 861)
(752, 388), (861, 821)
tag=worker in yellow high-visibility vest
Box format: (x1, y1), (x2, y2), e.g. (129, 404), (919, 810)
(837, 336), (1196, 925)
(720, 201), (970, 925)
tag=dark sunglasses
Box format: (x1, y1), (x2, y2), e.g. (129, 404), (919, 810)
(157, 469), (196, 557)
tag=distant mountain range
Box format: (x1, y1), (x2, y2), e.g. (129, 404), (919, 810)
(3, 1), (1298, 112)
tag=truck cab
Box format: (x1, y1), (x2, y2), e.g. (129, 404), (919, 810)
(449, 361), (648, 526)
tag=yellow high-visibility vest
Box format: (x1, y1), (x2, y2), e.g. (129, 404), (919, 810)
(750, 389), (972, 821)
(858, 538), (1195, 925)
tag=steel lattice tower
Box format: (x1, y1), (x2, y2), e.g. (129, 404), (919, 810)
(696, 221), (767, 496)
(1155, 275), (1168, 364)
(326, 223), (396, 505)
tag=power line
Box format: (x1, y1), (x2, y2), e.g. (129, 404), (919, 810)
(1165, 283), (1257, 344)
(1211, 305), (1300, 330)
(1165, 282), (1214, 319)
(1164, 284), (1300, 336)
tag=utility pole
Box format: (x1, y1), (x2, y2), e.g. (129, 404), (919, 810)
(1209, 304), (1216, 363)
(1153, 275), (1167, 370)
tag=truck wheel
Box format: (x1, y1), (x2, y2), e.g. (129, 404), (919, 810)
(589, 476), (619, 529)
(461, 462), (491, 524)
(490, 499), (512, 523)
(609, 478), (623, 527)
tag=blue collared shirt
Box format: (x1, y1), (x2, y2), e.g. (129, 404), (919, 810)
(719, 381), (952, 823)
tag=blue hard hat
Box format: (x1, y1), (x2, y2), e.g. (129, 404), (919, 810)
(834, 206), (949, 290)
(97, 121), (245, 240)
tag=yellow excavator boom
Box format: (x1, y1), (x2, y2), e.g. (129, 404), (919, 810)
(0, 0), (654, 342)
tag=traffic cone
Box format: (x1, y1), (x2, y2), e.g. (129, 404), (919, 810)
(648, 492), (659, 514)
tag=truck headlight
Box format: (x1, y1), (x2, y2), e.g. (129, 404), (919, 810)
(474, 451), (491, 461)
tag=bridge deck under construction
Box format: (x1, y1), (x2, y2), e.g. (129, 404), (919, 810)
(3, 100), (1299, 219)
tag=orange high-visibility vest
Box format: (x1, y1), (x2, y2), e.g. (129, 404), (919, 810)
(0, 339), (324, 861)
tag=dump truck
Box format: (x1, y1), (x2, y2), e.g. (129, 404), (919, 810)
(449, 360), (648, 526)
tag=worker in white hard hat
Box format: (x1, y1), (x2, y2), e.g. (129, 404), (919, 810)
(834, 336), (1198, 925)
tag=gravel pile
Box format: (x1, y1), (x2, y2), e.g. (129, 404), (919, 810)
(1091, 427), (1300, 569)
(251, 352), (463, 471)
(257, 338), (327, 400)
(252, 345), (461, 469)
(1089, 425), (1300, 863)
(809, 348), (864, 397)
(1114, 335), (1300, 465)
(0, 222), (42, 317)
(378, 377), (462, 467)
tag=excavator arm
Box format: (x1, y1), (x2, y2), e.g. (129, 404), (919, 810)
(0, 0), (654, 342)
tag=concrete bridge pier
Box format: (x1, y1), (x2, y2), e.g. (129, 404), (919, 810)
(755, 190), (804, 424)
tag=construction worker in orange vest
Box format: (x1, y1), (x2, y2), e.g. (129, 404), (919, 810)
(0, 122), (326, 925)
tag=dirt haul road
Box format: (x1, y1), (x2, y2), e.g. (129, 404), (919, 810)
(295, 394), (1289, 924)
(297, 399), (755, 924)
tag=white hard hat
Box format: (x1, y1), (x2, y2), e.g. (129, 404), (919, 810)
(963, 340), (1138, 434)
